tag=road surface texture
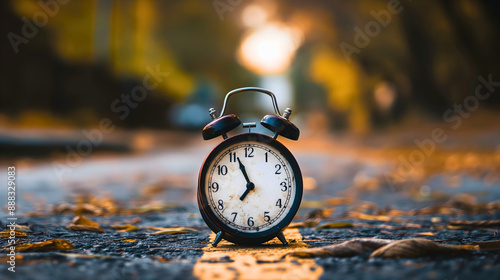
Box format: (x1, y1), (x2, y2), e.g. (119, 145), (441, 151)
(1, 128), (500, 280)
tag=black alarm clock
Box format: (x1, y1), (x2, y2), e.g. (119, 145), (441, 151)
(197, 87), (303, 246)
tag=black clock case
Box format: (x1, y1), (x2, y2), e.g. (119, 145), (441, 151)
(197, 133), (303, 245)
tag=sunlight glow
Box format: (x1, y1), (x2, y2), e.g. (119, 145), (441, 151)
(238, 24), (302, 75)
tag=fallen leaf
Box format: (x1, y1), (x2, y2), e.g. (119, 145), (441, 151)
(14, 225), (31, 232)
(16, 239), (74, 252)
(354, 213), (394, 222)
(468, 240), (500, 251)
(288, 220), (318, 228)
(1, 255), (23, 263)
(147, 227), (198, 235)
(74, 203), (103, 216)
(121, 239), (137, 243)
(447, 220), (500, 229)
(110, 224), (140, 232)
(324, 197), (355, 206)
(56, 253), (112, 259)
(66, 225), (105, 233)
(417, 232), (435, 236)
(284, 238), (392, 258)
(72, 216), (100, 227)
(316, 222), (354, 229)
(370, 238), (477, 259)
(300, 201), (325, 208)
(305, 208), (334, 219)
(129, 217), (142, 224)
(0, 230), (29, 238)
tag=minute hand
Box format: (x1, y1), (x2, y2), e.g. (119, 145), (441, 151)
(237, 157), (251, 183)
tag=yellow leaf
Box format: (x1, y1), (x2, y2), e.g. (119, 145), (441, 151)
(316, 222), (354, 229)
(0, 230), (29, 238)
(121, 239), (137, 243)
(16, 239), (74, 252)
(324, 197), (355, 206)
(288, 220), (318, 228)
(300, 201), (324, 208)
(110, 224), (140, 232)
(448, 220), (500, 229)
(305, 208), (334, 219)
(147, 227), (198, 235)
(72, 216), (100, 227)
(66, 225), (105, 233)
(355, 213), (393, 222)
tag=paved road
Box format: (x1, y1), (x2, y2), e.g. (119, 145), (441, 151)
(1, 131), (500, 279)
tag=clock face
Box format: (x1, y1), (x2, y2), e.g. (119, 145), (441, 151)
(198, 133), (302, 241)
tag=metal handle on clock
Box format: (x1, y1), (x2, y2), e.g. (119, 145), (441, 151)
(219, 87), (282, 117)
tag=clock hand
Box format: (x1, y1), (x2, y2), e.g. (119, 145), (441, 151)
(237, 157), (255, 201)
(237, 157), (251, 184)
(239, 182), (255, 201)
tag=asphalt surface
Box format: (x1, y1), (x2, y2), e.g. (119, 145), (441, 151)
(1, 130), (500, 279)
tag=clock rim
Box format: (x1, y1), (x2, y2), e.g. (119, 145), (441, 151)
(197, 133), (303, 245)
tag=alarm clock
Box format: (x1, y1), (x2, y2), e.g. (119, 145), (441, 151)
(197, 87), (303, 246)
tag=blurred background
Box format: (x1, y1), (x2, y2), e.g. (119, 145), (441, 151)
(1, 0), (500, 215)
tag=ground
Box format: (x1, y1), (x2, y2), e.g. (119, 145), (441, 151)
(1, 128), (500, 280)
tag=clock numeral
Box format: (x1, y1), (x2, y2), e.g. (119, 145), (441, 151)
(229, 152), (236, 162)
(264, 211), (270, 222)
(265, 152), (268, 162)
(276, 199), (282, 208)
(275, 164), (282, 174)
(211, 182), (219, 192)
(231, 212), (237, 222)
(217, 199), (224, 210)
(247, 217), (254, 227)
(244, 147), (254, 158)
(280, 181), (287, 192)
(217, 165), (228, 176)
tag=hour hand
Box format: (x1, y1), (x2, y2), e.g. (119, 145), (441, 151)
(239, 182), (255, 201)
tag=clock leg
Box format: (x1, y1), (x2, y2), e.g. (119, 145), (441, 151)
(212, 231), (225, 247)
(277, 231), (288, 245)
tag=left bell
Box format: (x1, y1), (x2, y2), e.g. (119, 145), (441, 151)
(202, 114), (241, 140)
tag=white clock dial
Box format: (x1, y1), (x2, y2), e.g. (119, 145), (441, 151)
(205, 141), (296, 233)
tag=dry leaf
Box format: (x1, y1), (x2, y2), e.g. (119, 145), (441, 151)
(354, 213), (394, 222)
(14, 225), (31, 232)
(56, 253), (112, 259)
(370, 238), (477, 259)
(147, 227), (198, 235)
(448, 220), (500, 229)
(324, 197), (355, 206)
(16, 239), (74, 252)
(417, 232), (434, 236)
(468, 240), (500, 251)
(0, 230), (29, 238)
(316, 222), (354, 229)
(121, 239), (137, 243)
(72, 216), (100, 227)
(300, 201), (324, 208)
(288, 220), (318, 228)
(74, 203), (103, 216)
(284, 238), (392, 258)
(129, 217), (142, 224)
(66, 225), (105, 233)
(305, 208), (334, 219)
(110, 224), (139, 232)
